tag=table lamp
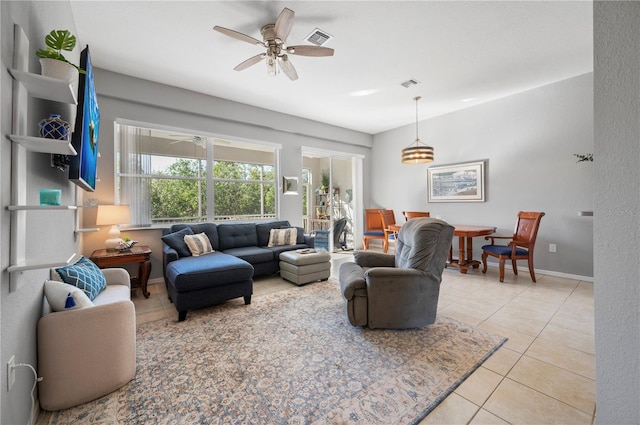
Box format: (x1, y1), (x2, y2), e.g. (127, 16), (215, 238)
(96, 205), (131, 250)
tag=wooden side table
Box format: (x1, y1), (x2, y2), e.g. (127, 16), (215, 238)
(90, 245), (152, 298)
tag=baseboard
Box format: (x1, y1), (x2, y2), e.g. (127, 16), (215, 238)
(483, 262), (594, 283)
(148, 277), (165, 285)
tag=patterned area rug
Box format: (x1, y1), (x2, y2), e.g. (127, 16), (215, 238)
(50, 279), (506, 424)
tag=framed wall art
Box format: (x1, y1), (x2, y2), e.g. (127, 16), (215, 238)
(283, 176), (299, 195)
(427, 160), (485, 202)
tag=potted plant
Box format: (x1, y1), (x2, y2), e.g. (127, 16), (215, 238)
(320, 169), (330, 192)
(36, 29), (84, 92)
(574, 153), (593, 162)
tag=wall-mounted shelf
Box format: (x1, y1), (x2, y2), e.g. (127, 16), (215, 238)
(7, 253), (81, 273)
(8, 68), (77, 104)
(7, 25), (81, 283)
(7, 205), (77, 211)
(578, 211), (594, 216)
(8, 134), (77, 155)
(75, 228), (99, 234)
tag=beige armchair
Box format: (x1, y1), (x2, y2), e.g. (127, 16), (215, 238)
(339, 218), (454, 329)
(38, 268), (136, 411)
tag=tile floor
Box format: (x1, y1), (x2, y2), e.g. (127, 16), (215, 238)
(37, 249), (596, 425)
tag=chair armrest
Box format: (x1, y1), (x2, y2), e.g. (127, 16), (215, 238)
(365, 268), (441, 296)
(484, 235), (512, 244)
(353, 251), (395, 268)
(365, 266), (439, 283)
(339, 262), (366, 300)
(509, 240), (531, 249)
(102, 268), (131, 288)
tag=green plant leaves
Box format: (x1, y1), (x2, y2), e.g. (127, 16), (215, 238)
(36, 48), (66, 61)
(574, 153), (593, 162)
(44, 30), (77, 52)
(35, 29), (85, 74)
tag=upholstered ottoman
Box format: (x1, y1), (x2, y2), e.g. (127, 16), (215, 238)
(165, 252), (254, 321)
(279, 249), (331, 285)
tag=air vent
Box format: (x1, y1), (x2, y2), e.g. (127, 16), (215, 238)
(305, 28), (333, 46)
(400, 79), (420, 88)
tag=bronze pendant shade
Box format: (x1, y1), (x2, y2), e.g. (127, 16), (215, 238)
(401, 96), (434, 164)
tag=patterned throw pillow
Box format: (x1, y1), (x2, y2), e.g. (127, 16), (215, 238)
(268, 228), (298, 247)
(184, 232), (214, 256)
(55, 256), (107, 301)
(44, 280), (94, 311)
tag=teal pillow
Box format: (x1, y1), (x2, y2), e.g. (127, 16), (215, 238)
(55, 256), (107, 301)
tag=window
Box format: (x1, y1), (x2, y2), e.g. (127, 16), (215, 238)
(116, 124), (277, 225)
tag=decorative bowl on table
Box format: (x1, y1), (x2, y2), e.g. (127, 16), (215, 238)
(116, 240), (137, 252)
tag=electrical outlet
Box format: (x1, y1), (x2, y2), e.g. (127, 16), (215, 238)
(7, 355), (15, 392)
(549, 243), (557, 253)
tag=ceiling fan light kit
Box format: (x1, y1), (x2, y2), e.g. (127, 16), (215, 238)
(213, 7), (334, 81)
(402, 96), (435, 164)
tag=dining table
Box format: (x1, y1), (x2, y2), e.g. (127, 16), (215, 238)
(387, 222), (496, 274)
(447, 224), (497, 274)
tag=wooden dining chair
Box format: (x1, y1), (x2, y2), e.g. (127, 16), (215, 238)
(378, 209), (398, 253)
(403, 211), (430, 221)
(363, 209), (385, 250)
(481, 211), (545, 282)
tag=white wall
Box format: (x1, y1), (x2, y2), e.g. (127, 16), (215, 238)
(593, 2), (640, 423)
(373, 73), (594, 278)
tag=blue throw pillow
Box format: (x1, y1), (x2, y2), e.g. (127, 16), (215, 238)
(55, 256), (107, 301)
(161, 227), (194, 257)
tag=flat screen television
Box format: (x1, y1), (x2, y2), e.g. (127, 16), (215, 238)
(69, 45), (99, 191)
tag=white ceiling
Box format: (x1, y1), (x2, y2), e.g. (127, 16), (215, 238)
(69, 1), (593, 135)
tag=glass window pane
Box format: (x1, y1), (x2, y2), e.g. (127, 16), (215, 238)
(151, 178), (207, 223)
(152, 157), (204, 177)
(214, 181), (275, 220)
(117, 124), (277, 224)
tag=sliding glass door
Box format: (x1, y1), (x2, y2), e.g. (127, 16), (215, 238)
(302, 149), (360, 252)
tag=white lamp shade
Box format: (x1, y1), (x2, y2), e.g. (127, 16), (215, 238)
(96, 205), (131, 250)
(96, 205), (131, 226)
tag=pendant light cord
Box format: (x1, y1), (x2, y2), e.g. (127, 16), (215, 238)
(414, 96), (421, 142)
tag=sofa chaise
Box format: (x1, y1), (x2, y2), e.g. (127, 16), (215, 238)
(162, 220), (314, 321)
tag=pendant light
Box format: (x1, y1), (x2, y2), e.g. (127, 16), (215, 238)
(401, 96), (434, 164)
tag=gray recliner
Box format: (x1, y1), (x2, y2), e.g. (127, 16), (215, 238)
(339, 218), (454, 329)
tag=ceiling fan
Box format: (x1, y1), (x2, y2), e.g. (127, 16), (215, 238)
(170, 135), (207, 149)
(213, 7), (334, 81)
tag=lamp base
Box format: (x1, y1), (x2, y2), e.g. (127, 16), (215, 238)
(105, 225), (123, 251)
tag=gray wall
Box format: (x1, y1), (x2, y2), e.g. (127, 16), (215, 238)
(1, 2), (79, 424)
(372, 73), (594, 278)
(594, 2), (640, 423)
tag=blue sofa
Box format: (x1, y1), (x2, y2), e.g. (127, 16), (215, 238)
(162, 220), (314, 321)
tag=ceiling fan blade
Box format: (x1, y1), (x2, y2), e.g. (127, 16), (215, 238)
(279, 56), (298, 81)
(274, 7), (295, 41)
(234, 53), (266, 71)
(213, 26), (263, 46)
(286, 45), (334, 57)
